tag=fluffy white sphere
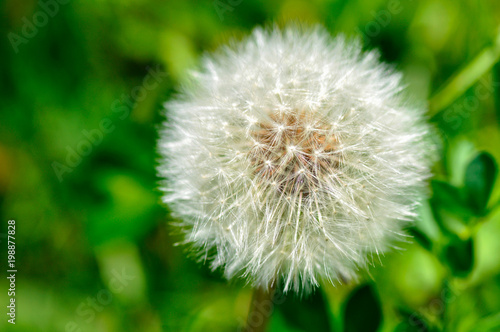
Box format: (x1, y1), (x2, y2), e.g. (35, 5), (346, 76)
(158, 25), (432, 293)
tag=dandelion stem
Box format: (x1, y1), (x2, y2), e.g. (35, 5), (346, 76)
(244, 283), (277, 332)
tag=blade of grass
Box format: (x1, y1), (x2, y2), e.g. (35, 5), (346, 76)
(429, 26), (500, 117)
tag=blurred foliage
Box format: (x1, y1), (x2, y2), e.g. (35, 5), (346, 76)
(1, 0), (500, 331)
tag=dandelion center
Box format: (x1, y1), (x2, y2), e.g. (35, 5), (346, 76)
(249, 110), (339, 196)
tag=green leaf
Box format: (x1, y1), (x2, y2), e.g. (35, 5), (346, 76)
(344, 284), (382, 332)
(443, 237), (475, 278)
(464, 152), (498, 216)
(429, 180), (472, 234)
(430, 180), (472, 218)
(408, 227), (432, 251)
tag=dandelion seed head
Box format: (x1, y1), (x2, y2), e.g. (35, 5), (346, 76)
(157, 25), (433, 293)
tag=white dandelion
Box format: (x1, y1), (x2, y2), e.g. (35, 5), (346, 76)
(157, 25), (432, 294)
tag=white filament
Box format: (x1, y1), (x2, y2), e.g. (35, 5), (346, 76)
(157, 25), (433, 293)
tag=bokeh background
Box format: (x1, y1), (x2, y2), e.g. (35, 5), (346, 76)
(1, 0), (500, 331)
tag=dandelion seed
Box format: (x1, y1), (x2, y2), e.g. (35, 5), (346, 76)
(157, 25), (433, 294)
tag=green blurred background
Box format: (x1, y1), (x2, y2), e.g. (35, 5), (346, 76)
(1, 0), (500, 331)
